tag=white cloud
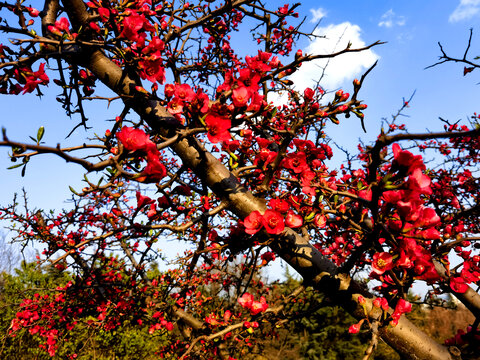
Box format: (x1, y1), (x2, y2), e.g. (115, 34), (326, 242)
(289, 22), (379, 93)
(449, 0), (480, 22)
(310, 7), (327, 23)
(378, 9), (406, 28)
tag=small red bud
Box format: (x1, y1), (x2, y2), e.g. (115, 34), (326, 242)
(414, 264), (425, 275)
(348, 322), (361, 334)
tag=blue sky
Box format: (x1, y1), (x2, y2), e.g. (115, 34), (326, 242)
(1, 1), (479, 277)
(283, 0), (480, 140)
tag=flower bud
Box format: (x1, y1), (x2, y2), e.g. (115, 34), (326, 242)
(295, 49), (302, 60)
(348, 322), (361, 334)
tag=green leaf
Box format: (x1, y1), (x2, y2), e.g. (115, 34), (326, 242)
(69, 186), (79, 195)
(37, 126), (45, 143)
(271, 107), (277, 118)
(7, 163), (24, 170)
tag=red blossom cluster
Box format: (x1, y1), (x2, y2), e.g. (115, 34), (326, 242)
(5, 63), (49, 95)
(10, 283), (79, 356)
(349, 296), (412, 333)
(47, 17), (71, 37)
(244, 198), (306, 235)
(445, 326), (480, 353)
(371, 144), (444, 285)
(149, 311), (174, 334)
(237, 293), (268, 316)
(87, 1), (168, 85)
(117, 126), (167, 183)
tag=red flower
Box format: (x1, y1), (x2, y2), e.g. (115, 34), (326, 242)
(142, 152), (167, 182)
(392, 143), (425, 172)
(136, 191), (154, 209)
(247, 91), (265, 112)
(142, 37), (165, 54)
(382, 190), (403, 204)
(285, 210), (303, 228)
(397, 251), (413, 269)
(412, 206), (440, 228)
(450, 277), (468, 293)
(304, 87), (314, 101)
(300, 170), (317, 197)
(139, 57), (166, 85)
(397, 200), (415, 218)
(223, 310), (232, 322)
(268, 198), (289, 213)
(205, 113), (231, 143)
(120, 11), (146, 41)
(190, 90), (210, 114)
(232, 86), (250, 108)
(261, 251), (276, 264)
(239, 293), (268, 315)
(358, 188), (372, 201)
(174, 84), (196, 102)
(164, 83), (175, 98)
(394, 298), (412, 314)
(157, 196), (170, 208)
(117, 126), (156, 153)
(98, 8), (110, 21)
(244, 210), (263, 234)
(373, 297), (389, 310)
(250, 296), (268, 315)
(238, 293), (254, 309)
(283, 152), (309, 173)
(21, 63), (49, 94)
(262, 210), (284, 235)
(314, 214), (327, 228)
(278, 4), (289, 15)
(89, 22), (101, 32)
(147, 203), (157, 219)
(371, 252), (394, 275)
(166, 97), (184, 115)
(55, 17), (70, 33)
(408, 168), (432, 195)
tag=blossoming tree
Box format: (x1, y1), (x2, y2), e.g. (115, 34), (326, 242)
(0, 0), (479, 359)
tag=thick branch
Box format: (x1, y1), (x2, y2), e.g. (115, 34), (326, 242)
(434, 260), (480, 319)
